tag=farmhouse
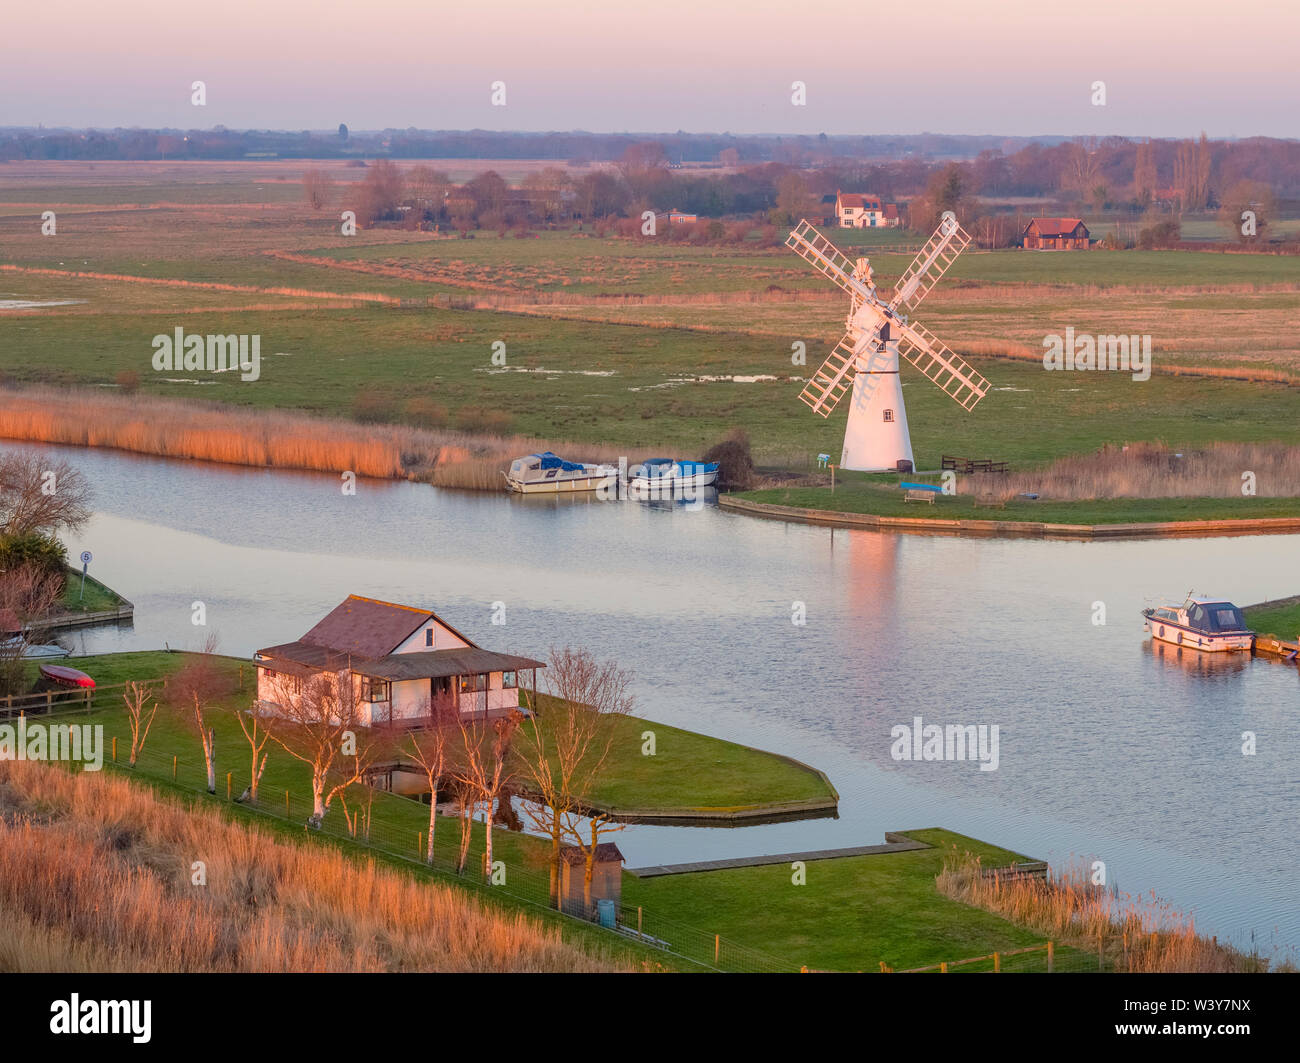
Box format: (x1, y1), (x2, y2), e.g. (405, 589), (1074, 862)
(254, 595), (544, 726)
(836, 190), (902, 228)
(654, 208), (697, 227)
(1022, 217), (1091, 249)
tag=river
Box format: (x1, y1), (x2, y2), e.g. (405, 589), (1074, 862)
(8, 440), (1298, 957)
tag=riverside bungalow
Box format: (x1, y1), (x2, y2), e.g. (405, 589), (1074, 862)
(1022, 217), (1091, 249)
(254, 595), (544, 726)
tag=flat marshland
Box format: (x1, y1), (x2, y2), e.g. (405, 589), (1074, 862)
(1, 159), (1299, 487)
(0, 758), (624, 973)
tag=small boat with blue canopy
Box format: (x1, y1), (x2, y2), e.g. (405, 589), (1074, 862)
(1142, 596), (1254, 653)
(626, 458), (718, 498)
(505, 452), (619, 494)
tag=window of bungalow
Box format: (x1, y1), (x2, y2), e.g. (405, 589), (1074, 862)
(425, 627), (434, 647)
(459, 674), (488, 694)
(502, 670), (517, 688)
(361, 677), (390, 702)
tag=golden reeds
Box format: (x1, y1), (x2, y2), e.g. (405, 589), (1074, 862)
(964, 441), (1300, 500)
(0, 385), (636, 487)
(0, 759), (623, 973)
(936, 848), (1274, 972)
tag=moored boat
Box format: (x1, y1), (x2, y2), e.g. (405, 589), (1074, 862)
(504, 452), (619, 494)
(1142, 596), (1254, 653)
(38, 663), (96, 688)
(626, 458), (719, 498)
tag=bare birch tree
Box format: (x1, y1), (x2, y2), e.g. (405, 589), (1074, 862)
(452, 709), (522, 882)
(122, 680), (157, 768)
(265, 669), (379, 828)
(517, 647), (634, 908)
(404, 689), (457, 864)
(234, 700), (274, 804)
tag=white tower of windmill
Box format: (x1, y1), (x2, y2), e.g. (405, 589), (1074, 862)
(786, 213), (989, 471)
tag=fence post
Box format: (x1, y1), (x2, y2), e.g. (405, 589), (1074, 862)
(714, 934), (720, 965)
(285, 790), (290, 816)
(226, 772), (232, 800)
(419, 831), (423, 858)
(111, 736), (117, 762)
(637, 906), (643, 939)
(993, 952), (1000, 972)
(172, 755), (177, 779)
(940, 961), (948, 973)
(1047, 940), (1055, 972)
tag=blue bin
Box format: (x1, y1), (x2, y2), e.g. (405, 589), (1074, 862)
(596, 899), (616, 928)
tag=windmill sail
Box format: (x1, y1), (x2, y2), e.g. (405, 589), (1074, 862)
(785, 221), (878, 304)
(890, 216), (972, 313)
(894, 319), (989, 411)
(798, 329), (879, 416)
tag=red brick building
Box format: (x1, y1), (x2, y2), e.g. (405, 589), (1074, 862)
(1022, 217), (1091, 249)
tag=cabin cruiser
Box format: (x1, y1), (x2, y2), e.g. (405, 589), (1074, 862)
(504, 452), (619, 494)
(626, 458), (719, 499)
(1142, 596), (1254, 653)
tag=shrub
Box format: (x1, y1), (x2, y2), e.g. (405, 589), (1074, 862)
(0, 533), (68, 582)
(403, 397), (450, 429)
(703, 429), (755, 490)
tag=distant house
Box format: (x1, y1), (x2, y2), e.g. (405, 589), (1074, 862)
(836, 190), (902, 229)
(254, 595), (544, 726)
(654, 208), (697, 227)
(1022, 217), (1091, 250)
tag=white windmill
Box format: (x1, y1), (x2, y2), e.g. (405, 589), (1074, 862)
(786, 213), (989, 472)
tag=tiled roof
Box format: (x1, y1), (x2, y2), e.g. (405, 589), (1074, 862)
(254, 642), (543, 681)
(1026, 217), (1087, 237)
(298, 594), (477, 659)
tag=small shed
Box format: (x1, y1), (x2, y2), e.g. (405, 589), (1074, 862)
(558, 842), (625, 919)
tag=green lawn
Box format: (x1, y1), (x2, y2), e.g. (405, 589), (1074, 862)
(44, 651), (834, 818)
(19, 651), (1072, 971)
(624, 828), (1085, 972)
(1244, 595), (1300, 639)
(526, 697), (833, 814)
(57, 566), (127, 614)
(738, 482), (1300, 526)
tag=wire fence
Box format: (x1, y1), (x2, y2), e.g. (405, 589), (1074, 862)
(23, 696), (791, 973)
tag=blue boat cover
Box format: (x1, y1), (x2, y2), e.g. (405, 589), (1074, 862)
(534, 451), (587, 472)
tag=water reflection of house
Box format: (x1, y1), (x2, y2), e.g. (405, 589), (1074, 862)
(254, 595), (543, 726)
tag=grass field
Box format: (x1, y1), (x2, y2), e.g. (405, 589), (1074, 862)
(56, 567), (126, 615)
(738, 483), (1300, 524)
(621, 828), (1093, 972)
(11, 650), (1086, 970)
(39, 651), (834, 818)
(1243, 595), (1300, 639)
(1, 160), (1298, 502)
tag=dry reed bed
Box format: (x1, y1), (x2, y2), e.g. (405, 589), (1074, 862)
(936, 849), (1278, 972)
(0, 263), (399, 305)
(962, 441), (1300, 500)
(0, 759), (622, 973)
(0, 385), (634, 487)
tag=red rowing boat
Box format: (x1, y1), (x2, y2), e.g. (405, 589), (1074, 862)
(38, 664), (96, 689)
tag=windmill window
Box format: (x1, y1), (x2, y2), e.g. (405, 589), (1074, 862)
(883, 409), (895, 422)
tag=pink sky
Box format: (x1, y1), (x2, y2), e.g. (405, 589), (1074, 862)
(2, 0), (1294, 136)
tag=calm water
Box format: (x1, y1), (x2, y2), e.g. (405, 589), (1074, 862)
(11, 441), (1299, 956)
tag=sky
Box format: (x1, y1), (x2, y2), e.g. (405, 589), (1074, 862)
(2, 0), (1296, 138)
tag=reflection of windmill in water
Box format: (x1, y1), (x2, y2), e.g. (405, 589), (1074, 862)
(786, 215), (990, 471)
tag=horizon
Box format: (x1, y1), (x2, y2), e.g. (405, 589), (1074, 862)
(3, 0), (1295, 137)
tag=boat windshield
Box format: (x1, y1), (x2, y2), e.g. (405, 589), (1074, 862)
(1188, 602), (1248, 632)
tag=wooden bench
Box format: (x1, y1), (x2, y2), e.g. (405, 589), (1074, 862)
(904, 489), (935, 504)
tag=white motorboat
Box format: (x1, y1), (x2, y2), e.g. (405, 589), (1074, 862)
(1142, 596), (1254, 653)
(505, 452), (619, 494)
(626, 458), (718, 499)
